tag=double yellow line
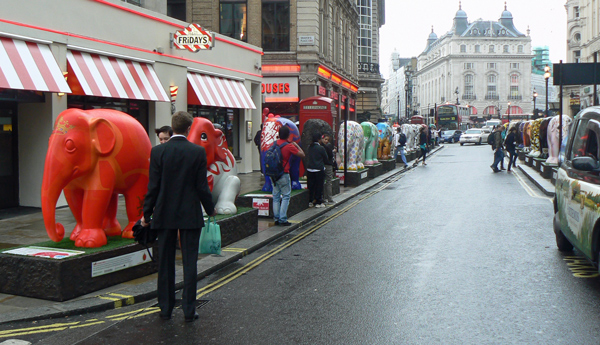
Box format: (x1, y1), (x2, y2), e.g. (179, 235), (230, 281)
(196, 173), (404, 299)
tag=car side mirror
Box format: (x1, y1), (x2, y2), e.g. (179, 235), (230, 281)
(572, 156), (600, 171)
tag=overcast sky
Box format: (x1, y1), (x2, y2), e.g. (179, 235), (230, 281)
(379, 0), (568, 79)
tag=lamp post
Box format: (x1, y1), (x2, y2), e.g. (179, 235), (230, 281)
(496, 102), (502, 120)
(404, 83), (409, 119)
(455, 87), (459, 105)
(397, 94), (401, 125)
(507, 101), (511, 124)
(533, 89), (538, 118)
(544, 65), (551, 117)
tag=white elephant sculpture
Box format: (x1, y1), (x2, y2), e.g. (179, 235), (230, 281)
(337, 121), (365, 171)
(402, 124), (419, 152)
(546, 115), (572, 164)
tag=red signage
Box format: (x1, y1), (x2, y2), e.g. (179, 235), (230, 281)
(318, 86), (327, 96)
(330, 91), (339, 100)
(262, 83), (290, 94)
(349, 98), (355, 106)
(173, 24), (214, 52)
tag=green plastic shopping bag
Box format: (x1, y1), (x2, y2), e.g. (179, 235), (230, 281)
(199, 216), (221, 255)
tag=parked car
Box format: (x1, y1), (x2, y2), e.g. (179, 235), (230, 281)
(554, 107), (600, 267)
(459, 128), (485, 145)
(440, 130), (462, 143)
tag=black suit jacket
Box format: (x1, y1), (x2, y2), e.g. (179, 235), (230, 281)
(143, 136), (215, 230)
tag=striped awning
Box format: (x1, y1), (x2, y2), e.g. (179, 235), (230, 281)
(187, 72), (256, 109)
(66, 50), (169, 102)
(0, 37), (71, 93)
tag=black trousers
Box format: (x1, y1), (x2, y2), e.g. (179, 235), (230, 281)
(157, 228), (200, 318)
(307, 170), (325, 204)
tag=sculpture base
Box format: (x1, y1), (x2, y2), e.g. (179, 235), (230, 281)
(366, 163), (384, 178)
(525, 155), (534, 167)
(541, 162), (558, 180)
(380, 159), (396, 171)
(518, 150), (526, 162)
(534, 158), (545, 172)
(332, 177), (340, 196)
(236, 189), (309, 218)
(217, 208), (259, 247)
(336, 169), (369, 187)
(551, 168), (559, 185)
(407, 151), (418, 162)
(0, 240), (158, 301)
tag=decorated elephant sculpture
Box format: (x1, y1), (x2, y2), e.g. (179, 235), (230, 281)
(188, 117), (240, 214)
(337, 120), (365, 171)
(522, 121), (532, 149)
(376, 122), (394, 160)
(41, 109), (151, 248)
(546, 115), (573, 164)
(260, 114), (302, 192)
(402, 124), (419, 152)
(361, 121), (380, 165)
(529, 118), (544, 157)
(539, 118), (552, 158)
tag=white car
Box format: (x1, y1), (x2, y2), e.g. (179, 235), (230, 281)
(459, 128), (486, 145)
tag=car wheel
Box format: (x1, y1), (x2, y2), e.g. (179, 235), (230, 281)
(477, 139), (482, 145)
(460, 143), (464, 146)
(554, 212), (573, 252)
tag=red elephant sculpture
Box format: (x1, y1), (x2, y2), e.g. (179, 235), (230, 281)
(188, 117), (240, 214)
(41, 109), (151, 248)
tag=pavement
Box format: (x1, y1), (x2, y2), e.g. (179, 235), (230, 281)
(0, 145), (445, 325)
(517, 162), (555, 197)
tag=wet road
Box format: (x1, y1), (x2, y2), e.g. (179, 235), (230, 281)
(5, 144), (600, 344)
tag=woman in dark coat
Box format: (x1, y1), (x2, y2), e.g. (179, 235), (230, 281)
(504, 126), (518, 172)
(414, 126), (428, 166)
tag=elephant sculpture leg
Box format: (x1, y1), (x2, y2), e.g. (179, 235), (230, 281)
(215, 176), (240, 214)
(76, 189), (113, 247)
(122, 175), (149, 238)
(64, 187), (84, 241)
(103, 193), (122, 237)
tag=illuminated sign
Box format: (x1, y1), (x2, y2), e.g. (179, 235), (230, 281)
(261, 77), (299, 102)
(173, 24), (214, 52)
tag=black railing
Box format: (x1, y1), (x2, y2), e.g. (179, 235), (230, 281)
(485, 95), (499, 100)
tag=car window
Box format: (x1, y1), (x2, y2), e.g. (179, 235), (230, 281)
(569, 119), (590, 161)
(586, 130), (599, 160)
(466, 129), (481, 134)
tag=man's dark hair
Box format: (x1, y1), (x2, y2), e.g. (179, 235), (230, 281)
(279, 125), (290, 140)
(172, 111), (193, 134)
(312, 132), (321, 142)
(155, 125), (173, 137)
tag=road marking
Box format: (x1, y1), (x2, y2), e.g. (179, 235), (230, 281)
(512, 169), (552, 202)
(222, 248), (247, 253)
(564, 256), (599, 278)
(195, 173), (404, 299)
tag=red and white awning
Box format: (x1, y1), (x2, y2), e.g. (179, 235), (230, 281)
(0, 37), (71, 93)
(66, 50), (169, 102)
(187, 72), (256, 109)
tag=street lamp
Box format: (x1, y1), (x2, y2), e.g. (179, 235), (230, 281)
(455, 87), (460, 105)
(404, 83), (409, 119)
(496, 102), (502, 119)
(544, 65), (551, 117)
(507, 101), (511, 124)
(533, 89), (538, 118)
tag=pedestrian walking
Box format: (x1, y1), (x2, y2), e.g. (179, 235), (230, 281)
(504, 126), (518, 172)
(141, 111), (216, 322)
(394, 127), (408, 168)
(270, 125), (305, 226)
(154, 125), (173, 145)
(321, 133), (336, 205)
(414, 126), (428, 166)
(490, 125), (505, 173)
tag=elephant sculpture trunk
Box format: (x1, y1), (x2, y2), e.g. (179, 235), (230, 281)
(41, 177), (67, 242)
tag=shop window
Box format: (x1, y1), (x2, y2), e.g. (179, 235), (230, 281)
(67, 96), (149, 134)
(262, 0), (290, 51)
(220, 1), (248, 42)
(188, 106), (240, 158)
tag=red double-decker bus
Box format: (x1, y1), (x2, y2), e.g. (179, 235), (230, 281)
(436, 104), (470, 130)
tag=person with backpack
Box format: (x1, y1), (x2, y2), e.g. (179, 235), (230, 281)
(490, 125), (505, 173)
(504, 126), (518, 172)
(321, 133), (336, 205)
(265, 125), (305, 226)
(394, 127), (408, 168)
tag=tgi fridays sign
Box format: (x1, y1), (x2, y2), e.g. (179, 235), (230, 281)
(173, 24), (214, 52)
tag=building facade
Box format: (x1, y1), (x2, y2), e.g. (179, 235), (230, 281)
(0, 0), (262, 209)
(355, 0), (385, 122)
(413, 4), (533, 126)
(384, 50), (415, 123)
(185, 0), (361, 136)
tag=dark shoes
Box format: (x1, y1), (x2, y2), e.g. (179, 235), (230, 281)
(159, 311), (172, 320)
(185, 312), (199, 323)
(279, 221), (292, 226)
(274, 220), (280, 225)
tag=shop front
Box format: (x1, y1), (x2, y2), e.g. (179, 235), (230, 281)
(1, 0), (263, 209)
(261, 66), (301, 122)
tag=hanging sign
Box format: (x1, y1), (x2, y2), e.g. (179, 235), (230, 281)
(173, 24), (215, 52)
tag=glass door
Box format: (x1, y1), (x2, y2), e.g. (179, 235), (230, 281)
(0, 103), (18, 209)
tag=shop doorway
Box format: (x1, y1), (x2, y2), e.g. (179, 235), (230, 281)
(0, 103), (18, 209)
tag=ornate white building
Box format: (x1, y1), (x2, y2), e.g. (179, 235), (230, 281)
(413, 4), (533, 123)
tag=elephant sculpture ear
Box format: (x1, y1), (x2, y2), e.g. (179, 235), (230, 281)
(90, 118), (116, 156)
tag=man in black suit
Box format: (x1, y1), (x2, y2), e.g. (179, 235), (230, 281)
(141, 111), (215, 322)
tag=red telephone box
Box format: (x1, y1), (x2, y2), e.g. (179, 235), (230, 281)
(298, 96), (336, 134)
